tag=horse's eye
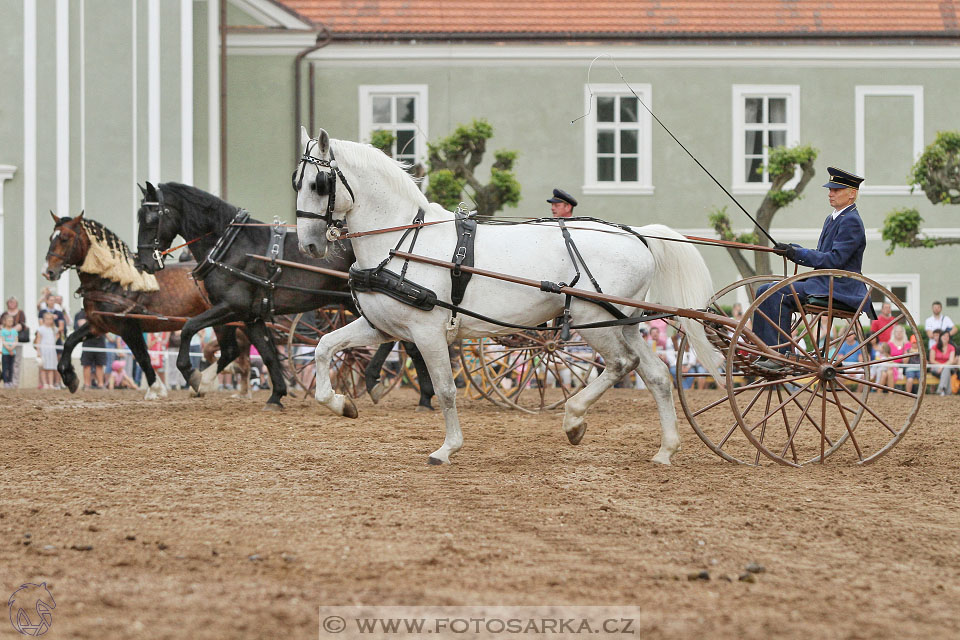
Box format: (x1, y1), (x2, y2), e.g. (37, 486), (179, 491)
(144, 211), (159, 225)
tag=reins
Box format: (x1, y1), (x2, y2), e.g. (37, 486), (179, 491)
(156, 231), (216, 258)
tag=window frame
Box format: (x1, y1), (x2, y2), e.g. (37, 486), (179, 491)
(358, 85), (429, 169)
(855, 85), (924, 196)
(865, 272), (920, 320)
(582, 83), (654, 196)
(731, 85), (800, 194)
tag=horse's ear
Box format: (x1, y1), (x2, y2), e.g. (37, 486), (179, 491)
(76, 210), (85, 221)
(317, 129), (330, 156)
(138, 183), (147, 196)
(145, 181), (157, 197)
(50, 210), (59, 223)
(300, 126), (310, 150)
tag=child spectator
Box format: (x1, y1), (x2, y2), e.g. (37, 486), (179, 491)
(107, 358), (138, 390)
(34, 312), (61, 389)
(1, 314), (18, 387)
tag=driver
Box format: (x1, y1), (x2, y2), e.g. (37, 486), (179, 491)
(547, 188), (577, 218)
(754, 167), (868, 372)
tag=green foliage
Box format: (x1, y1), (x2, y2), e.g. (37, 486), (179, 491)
(708, 207), (759, 244)
(909, 130), (960, 204)
(426, 118), (520, 217)
(425, 170), (466, 211)
(369, 129), (395, 155)
(768, 144), (818, 179)
(881, 208), (934, 254)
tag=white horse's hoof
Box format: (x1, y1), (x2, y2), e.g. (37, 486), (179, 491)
(144, 390), (157, 400)
(197, 366), (219, 395)
(651, 447), (677, 465)
(144, 381), (167, 400)
(368, 381), (388, 404)
(565, 421), (587, 445)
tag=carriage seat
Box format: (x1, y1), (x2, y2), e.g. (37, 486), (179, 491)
(802, 295), (861, 319)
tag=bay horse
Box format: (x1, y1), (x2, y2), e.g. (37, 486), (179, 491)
(132, 182), (434, 410)
(293, 128), (723, 465)
(42, 212), (249, 399)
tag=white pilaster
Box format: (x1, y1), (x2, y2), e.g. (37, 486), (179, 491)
(148, 0), (161, 183)
(0, 165), (17, 307)
(180, 0), (194, 184)
(23, 0), (37, 329)
(56, 0), (71, 311)
(208, 0), (220, 195)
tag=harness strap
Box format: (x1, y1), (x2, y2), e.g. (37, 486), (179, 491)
(450, 214), (477, 310)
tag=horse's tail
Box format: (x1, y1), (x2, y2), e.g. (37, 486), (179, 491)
(640, 224), (725, 386)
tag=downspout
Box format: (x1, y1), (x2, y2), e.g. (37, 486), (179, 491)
(219, 0), (228, 198)
(294, 23), (332, 160)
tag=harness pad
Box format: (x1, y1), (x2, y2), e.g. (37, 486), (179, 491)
(450, 215), (477, 306)
(349, 265), (438, 311)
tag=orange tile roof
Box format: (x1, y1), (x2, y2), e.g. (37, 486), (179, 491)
(277, 1), (960, 38)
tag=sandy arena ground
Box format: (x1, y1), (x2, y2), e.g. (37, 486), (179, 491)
(1, 386), (958, 639)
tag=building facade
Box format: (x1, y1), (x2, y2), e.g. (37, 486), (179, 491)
(1, 0), (958, 329)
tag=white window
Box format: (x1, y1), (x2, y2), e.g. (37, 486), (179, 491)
(866, 273), (920, 321)
(583, 84), (653, 195)
(358, 85), (428, 168)
(855, 86), (924, 196)
(732, 85), (800, 193)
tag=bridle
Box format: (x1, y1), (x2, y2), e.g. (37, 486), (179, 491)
(45, 223), (86, 270)
(137, 187), (173, 270)
(291, 138), (355, 242)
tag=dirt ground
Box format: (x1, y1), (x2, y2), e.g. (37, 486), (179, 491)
(1, 386), (958, 639)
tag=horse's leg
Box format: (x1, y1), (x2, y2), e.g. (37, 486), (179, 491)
(200, 325), (240, 395)
(403, 341), (435, 411)
(314, 318), (391, 418)
(57, 324), (92, 393)
(232, 349), (251, 399)
(407, 331), (462, 465)
(243, 318), (286, 410)
(562, 326), (642, 447)
(178, 304), (241, 393)
(121, 326), (165, 400)
(624, 324), (681, 464)
(364, 342), (394, 404)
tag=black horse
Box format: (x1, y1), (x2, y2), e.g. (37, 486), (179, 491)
(133, 182), (433, 410)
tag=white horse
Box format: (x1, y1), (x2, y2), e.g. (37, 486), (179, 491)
(295, 128), (722, 465)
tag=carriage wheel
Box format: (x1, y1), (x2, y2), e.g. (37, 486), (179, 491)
(401, 343), (470, 398)
(727, 271), (924, 467)
(283, 306), (403, 400)
(466, 330), (602, 413)
(458, 338), (512, 406)
(676, 274), (781, 465)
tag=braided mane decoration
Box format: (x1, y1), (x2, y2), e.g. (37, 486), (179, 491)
(78, 218), (160, 292)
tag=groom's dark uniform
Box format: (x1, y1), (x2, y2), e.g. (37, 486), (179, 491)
(753, 167), (869, 352)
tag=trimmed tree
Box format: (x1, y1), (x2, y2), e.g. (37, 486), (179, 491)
(881, 131), (960, 253)
(709, 144), (819, 279)
(425, 119), (521, 217)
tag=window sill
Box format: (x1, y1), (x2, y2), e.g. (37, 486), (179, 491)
(582, 185), (655, 196)
(858, 186), (923, 196)
(732, 184), (773, 195)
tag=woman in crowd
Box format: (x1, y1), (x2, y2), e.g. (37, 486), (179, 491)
(0, 296), (28, 388)
(929, 329), (957, 396)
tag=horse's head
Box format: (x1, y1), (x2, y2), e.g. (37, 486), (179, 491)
(44, 211), (89, 281)
(135, 181), (180, 273)
(293, 127), (355, 259)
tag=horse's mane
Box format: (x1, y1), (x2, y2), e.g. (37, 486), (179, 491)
(330, 139), (431, 210)
(77, 218), (160, 292)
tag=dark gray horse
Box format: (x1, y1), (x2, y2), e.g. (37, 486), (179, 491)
(133, 182), (432, 410)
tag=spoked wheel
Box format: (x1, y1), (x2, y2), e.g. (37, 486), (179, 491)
(458, 338), (511, 406)
(728, 271), (924, 466)
(467, 330), (602, 413)
(677, 275), (780, 465)
(283, 306), (403, 400)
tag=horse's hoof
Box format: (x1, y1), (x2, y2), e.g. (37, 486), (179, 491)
(262, 402), (283, 412)
(368, 382), (388, 404)
(427, 456), (445, 466)
(188, 370), (202, 392)
(343, 400), (358, 419)
(566, 422), (587, 445)
(66, 377), (79, 394)
(415, 405), (434, 413)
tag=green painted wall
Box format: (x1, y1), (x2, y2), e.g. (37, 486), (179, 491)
(0, 0), (25, 303)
